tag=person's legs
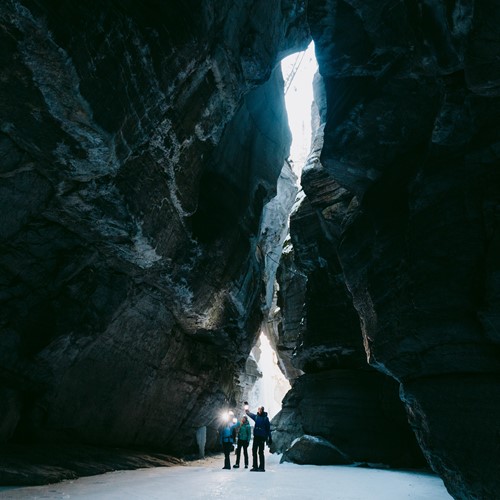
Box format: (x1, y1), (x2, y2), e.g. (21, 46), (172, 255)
(251, 440), (259, 469)
(234, 442), (241, 467)
(243, 441), (249, 467)
(222, 442), (232, 469)
(257, 438), (265, 471)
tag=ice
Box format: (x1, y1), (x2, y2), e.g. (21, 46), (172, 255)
(0, 452), (452, 499)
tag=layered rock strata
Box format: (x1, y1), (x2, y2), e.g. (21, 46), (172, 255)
(291, 1), (500, 498)
(238, 159), (300, 403)
(0, 443), (182, 486)
(271, 72), (425, 468)
(0, 0), (499, 498)
(0, 0), (309, 466)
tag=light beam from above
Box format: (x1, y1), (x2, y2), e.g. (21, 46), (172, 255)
(281, 42), (318, 181)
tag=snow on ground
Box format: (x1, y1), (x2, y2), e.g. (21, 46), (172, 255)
(0, 452), (452, 500)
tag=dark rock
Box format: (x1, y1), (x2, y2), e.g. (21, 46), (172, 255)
(401, 374), (500, 500)
(259, 161), (298, 313)
(280, 434), (351, 465)
(288, 194), (365, 373)
(272, 369), (426, 468)
(259, 160), (303, 383)
(465, 1), (500, 95)
(0, 1), (309, 479)
(1, 0), (499, 497)
(0, 443), (183, 486)
(0, 388), (22, 442)
(271, 65), (425, 469)
(301, 1), (500, 498)
(272, 240), (307, 382)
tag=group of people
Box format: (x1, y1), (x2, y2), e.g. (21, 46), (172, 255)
(219, 404), (272, 472)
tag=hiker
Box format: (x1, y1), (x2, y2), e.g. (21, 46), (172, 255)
(245, 405), (272, 472)
(233, 415), (251, 469)
(219, 412), (240, 470)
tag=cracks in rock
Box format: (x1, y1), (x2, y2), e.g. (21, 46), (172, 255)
(10, 4), (118, 180)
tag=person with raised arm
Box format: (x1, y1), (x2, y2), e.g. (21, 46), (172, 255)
(244, 402), (272, 472)
(219, 411), (240, 470)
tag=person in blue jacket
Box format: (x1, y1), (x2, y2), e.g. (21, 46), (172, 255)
(219, 414), (240, 470)
(245, 405), (272, 472)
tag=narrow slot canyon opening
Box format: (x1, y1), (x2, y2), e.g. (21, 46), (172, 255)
(1, 4), (496, 498)
(244, 332), (290, 420)
(281, 42), (318, 179)
(241, 42), (318, 419)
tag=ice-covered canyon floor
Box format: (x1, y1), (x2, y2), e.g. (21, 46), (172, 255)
(0, 452), (452, 499)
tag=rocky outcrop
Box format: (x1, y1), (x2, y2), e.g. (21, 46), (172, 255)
(0, 443), (182, 486)
(281, 434), (350, 466)
(259, 160), (298, 313)
(0, 0), (309, 466)
(258, 160), (303, 383)
(271, 71), (425, 469)
(269, 238), (307, 382)
(296, 1), (500, 498)
(274, 370), (424, 467)
(272, 369), (425, 468)
(1, 0), (499, 497)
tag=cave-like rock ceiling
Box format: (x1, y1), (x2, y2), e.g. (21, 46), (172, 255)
(1, 1), (499, 499)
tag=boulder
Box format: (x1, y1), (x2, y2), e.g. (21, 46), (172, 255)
(281, 434), (351, 465)
(272, 369), (426, 468)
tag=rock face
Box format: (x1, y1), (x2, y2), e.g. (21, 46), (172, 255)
(287, 1), (499, 498)
(281, 434), (350, 466)
(258, 160), (303, 384)
(1, 1), (499, 498)
(273, 369), (426, 467)
(0, 443), (182, 486)
(0, 0), (309, 458)
(271, 71), (425, 469)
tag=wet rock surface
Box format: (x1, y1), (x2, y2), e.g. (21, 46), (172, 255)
(281, 434), (350, 466)
(0, 0), (308, 471)
(1, 0), (499, 498)
(0, 444), (183, 486)
(270, 326), (428, 471)
(271, 68), (425, 470)
(272, 369), (426, 468)
(287, 1), (500, 498)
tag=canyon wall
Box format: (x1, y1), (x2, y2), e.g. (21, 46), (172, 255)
(285, 1), (499, 498)
(0, 0), (308, 455)
(0, 1), (499, 499)
(271, 70), (425, 469)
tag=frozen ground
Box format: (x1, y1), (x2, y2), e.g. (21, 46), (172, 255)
(0, 452), (452, 499)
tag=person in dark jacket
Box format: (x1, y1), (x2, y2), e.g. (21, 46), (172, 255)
(245, 405), (272, 472)
(233, 415), (251, 469)
(219, 415), (240, 470)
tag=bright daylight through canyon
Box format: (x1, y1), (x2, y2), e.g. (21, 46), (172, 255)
(0, 2), (499, 500)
